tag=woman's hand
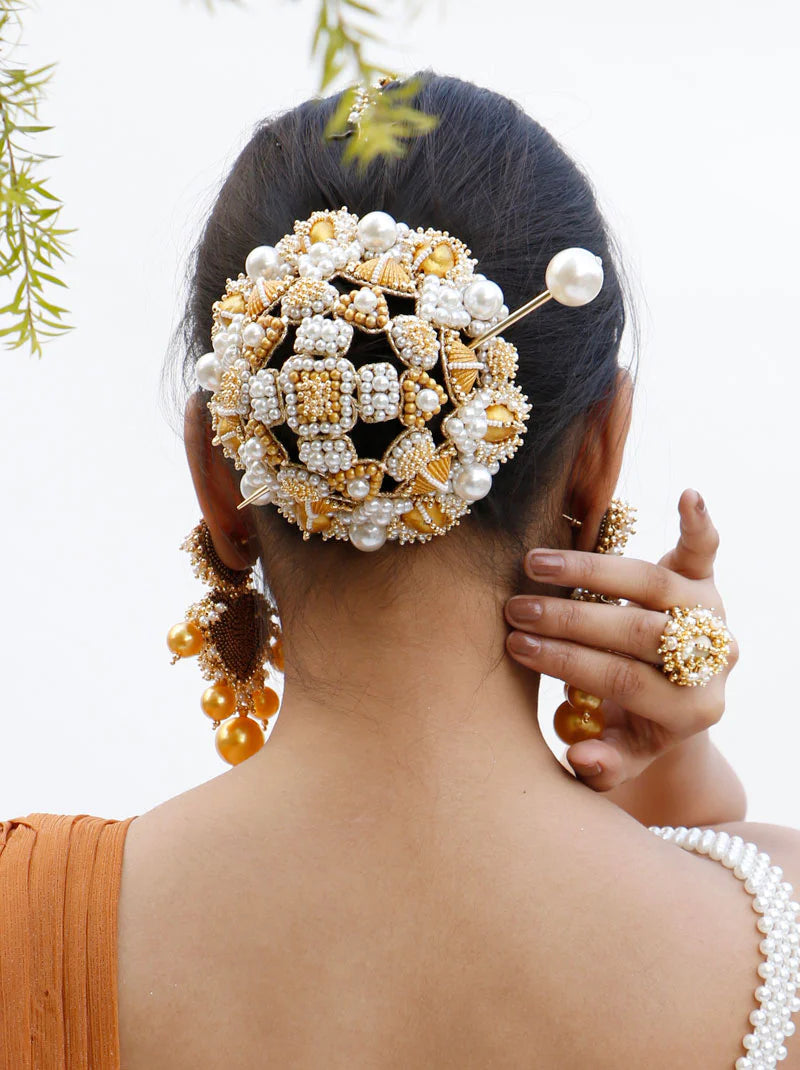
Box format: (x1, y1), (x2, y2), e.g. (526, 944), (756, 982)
(503, 489), (740, 794)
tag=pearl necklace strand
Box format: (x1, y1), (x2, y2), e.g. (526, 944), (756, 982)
(650, 826), (800, 1068)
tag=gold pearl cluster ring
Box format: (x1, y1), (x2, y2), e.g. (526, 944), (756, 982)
(658, 605), (732, 687)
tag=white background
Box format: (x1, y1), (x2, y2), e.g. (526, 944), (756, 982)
(1, 0), (797, 825)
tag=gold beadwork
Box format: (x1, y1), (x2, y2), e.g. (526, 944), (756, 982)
(333, 287), (390, 332)
(200, 209), (602, 549)
(351, 256), (414, 293)
(658, 605), (732, 687)
(570, 498), (637, 605)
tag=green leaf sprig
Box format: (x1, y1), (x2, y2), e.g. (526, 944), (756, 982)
(313, 0), (437, 166)
(196, 0), (438, 166)
(0, 0), (72, 357)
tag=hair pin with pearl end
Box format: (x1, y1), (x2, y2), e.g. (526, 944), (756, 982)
(467, 247), (604, 351)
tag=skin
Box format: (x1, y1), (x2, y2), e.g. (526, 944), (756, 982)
(115, 374), (787, 1068)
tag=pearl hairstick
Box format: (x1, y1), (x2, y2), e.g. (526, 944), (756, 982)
(467, 247), (605, 350)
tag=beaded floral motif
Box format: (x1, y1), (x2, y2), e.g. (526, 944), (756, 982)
(199, 207), (533, 551)
(651, 826), (800, 1069)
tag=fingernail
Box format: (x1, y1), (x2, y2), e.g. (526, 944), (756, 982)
(525, 551), (565, 577)
(695, 492), (706, 513)
(508, 632), (541, 655)
(573, 760), (603, 776)
(507, 597), (542, 623)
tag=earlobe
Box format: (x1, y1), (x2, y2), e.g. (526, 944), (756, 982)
(183, 392), (259, 571)
(566, 368), (633, 553)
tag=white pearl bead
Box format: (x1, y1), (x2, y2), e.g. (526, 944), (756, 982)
(415, 388), (440, 413)
(453, 463), (493, 502)
(212, 331), (231, 355)
(346, 477), (371, 500)
(240, 471), (272, 504)
(308, 242), (332, 265)
(463, 279), (504, 320)
(349, 521), (387, 551)
(241, 322), (266, 348)
(245, 245), (283, 280)
(195, 353), (221, 391)
(545, 248), (604, 307)
(239, 437), (265, 465)
(353, 287), (379, 313)
(357, 211), (398, 253)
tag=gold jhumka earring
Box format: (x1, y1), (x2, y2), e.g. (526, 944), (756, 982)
(167, 520), (284, 765)
(552, 498), (637, 746)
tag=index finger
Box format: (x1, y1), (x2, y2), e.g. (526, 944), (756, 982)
(658, 489), (720, 581)
(523, 549), (701, 611)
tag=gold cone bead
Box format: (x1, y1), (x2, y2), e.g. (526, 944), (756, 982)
(215, 715), (265, 765)
(421, 242), (456, 276)
(167, 621), (204, 658)
(253, 686), (280, 719)
(565, 685), (603, 712)
(553, 700), (604, 745)
(483, 404), (516, 442)
(201, 681), (236, 720)
(309, 218), (335, 243)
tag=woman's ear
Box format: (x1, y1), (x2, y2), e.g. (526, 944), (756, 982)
(183, 392), (259, 570)
(566, 368), (633, 552)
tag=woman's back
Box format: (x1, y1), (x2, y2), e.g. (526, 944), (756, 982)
(115, 752), (800, 1069)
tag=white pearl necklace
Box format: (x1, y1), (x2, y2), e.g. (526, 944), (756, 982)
(650, 826), (800, 1068)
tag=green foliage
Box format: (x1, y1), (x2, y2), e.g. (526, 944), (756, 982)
(0, 0), (72, 357)
(198, 0), (438, 167)
(313, 0), (438, 166)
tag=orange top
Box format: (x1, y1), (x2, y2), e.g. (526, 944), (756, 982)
(0, 812), (137, 1070)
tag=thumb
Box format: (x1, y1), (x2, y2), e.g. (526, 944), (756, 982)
(658, 488), (720, 581)
(564, 711), (678, 792)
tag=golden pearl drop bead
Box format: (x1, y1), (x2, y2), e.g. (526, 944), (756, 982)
(565, 685), (603, 712)
(167, 621), (204, 658)
(252, 686), (280, 720)
(553, 700), (605, 745)
(201, 681), (236, 720)
(215, 715), (265, 765)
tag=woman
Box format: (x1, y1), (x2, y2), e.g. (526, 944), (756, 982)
(1, 72), (797, 1069)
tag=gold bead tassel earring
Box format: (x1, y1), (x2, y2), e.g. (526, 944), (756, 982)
(552, 498), (637, 746)
(167, 520), (284, 765)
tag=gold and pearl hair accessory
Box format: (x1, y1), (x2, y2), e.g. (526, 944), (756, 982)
(195, 206), (605, 552)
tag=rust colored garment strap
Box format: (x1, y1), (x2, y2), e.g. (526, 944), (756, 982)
(0, 812), (137, 1070)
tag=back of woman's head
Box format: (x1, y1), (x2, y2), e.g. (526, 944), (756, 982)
(176, 71), (629, 598)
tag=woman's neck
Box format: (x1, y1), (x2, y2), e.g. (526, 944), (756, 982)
(236, 567), (571, 801)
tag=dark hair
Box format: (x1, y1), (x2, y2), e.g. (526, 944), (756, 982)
(173, 71), (630, 573)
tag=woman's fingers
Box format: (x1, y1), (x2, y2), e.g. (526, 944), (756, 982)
(523, 549), (702, 611)
(657, 489), (720, 581)
(505, 630), (724, 736)
(505, 595), (666, 665)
